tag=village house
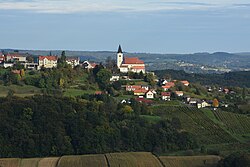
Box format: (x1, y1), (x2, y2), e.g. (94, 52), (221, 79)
(133, 88), (148, 96)
(161, 92), (171, 101)
(38, 56), (58, 69)
(126, 85), (142, 91)
(162, 82), (175, 91)
(0, 52), (4, 63)
(66, 57), (80, 68)
(116, 45), (145, 73)
(146, 90), (154, 99)
(110, 75), (120, 82)
(6, 53), (27, 63)
(197, 101), (210, 108)
(82, 61), (97, 69)
(180, 80), (190, 86)
(175, 91), (184, 97)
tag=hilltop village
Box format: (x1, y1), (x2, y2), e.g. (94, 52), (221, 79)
(0, 45), (235, 110)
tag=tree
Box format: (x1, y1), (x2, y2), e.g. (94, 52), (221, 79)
(96, 69), (112, 90)
(57, 51), (67, 68)
(213, 98), (219, 108)
(144, 73), (156, 87)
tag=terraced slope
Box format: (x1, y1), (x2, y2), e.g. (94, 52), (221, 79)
(159, 155), (221, 167)
(152, 106), (237, 144)
(106, 152), (163, 167)
(57, 154), (108, 167)
(0, 158), (20, 167)
(214, 110), (250, 135)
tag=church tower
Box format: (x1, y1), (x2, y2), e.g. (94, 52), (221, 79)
(117, 45), (123, 68)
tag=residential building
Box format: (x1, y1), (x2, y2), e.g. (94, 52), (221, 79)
(161, 92), (171, 101)
(6, 53), (27, 63)
(180, 80), (190, 86)
(116, 45), (145, 73)
(82, 61), (97, 69)
(175, 91), (184, 97)
(66, 57), (80, 68)
(0, 52), (4, 63)
(146, 90), (154, 99)
(126, 85), (142, 91)
(110, 75), (120, 82)
(38, 56), (58, 69)
(133, 88), (148, 96)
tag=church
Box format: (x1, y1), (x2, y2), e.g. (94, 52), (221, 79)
(116, 45), (145, 73)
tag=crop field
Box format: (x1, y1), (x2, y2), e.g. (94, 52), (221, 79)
(214, 110), (250, 135)
(38, 157), (60, 167)
(105, 152), (163, 167)
(159, 155), (221, 167)
(0, 158), (20, 167)
(151, 106), (238, 144)
(19, 158), (41, 167)
(57, 154), (108, 167)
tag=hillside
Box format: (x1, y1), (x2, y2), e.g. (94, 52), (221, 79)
(0, 152), (221, 167)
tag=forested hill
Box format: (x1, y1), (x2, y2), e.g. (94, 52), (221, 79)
(155, 70), (250, 87)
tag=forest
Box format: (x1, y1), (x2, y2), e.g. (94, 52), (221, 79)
(0, 95), (197, 158)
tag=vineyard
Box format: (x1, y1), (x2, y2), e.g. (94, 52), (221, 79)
(213, 110), (250, 140)
(151, 106), (238, 145)
(159, 155), (221, 167)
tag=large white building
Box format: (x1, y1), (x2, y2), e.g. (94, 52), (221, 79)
(116, 45), (145, 73)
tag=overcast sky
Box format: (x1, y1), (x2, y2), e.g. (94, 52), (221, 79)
(0, 0), (250, 53)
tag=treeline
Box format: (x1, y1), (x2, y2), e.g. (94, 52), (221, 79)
(155, 69), (250, 88)
(0, 95), (198, 158)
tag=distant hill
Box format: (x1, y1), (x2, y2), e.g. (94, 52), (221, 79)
(1, 49), (250, 72)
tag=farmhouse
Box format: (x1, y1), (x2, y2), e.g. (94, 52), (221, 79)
(66, 57), (80, 68)
(38, 56), (58, 69)
(116, 45), (145, 73)
(161, 92), (171, 101)
(146, 90), (154, 99)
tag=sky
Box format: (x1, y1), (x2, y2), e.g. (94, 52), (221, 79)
(0, 0), (250, 53)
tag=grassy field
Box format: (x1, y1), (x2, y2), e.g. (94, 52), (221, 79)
(159, 155), (221, 167)
(57, 154), (108, 167)
(105, 152), (163, 167)
(0, 85), (41, 97)
(140, 115), (162, 123)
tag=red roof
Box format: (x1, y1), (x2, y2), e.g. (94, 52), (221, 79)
(135, 98), (153, 104)
(134, 88), (147, 93)
(131, 66), (145, 69)
(123, 57), (144, 64)
(181, 80), (189, 85)
(126, 85), (141, 89)
(161, 92), (171, 96)
(7, 53), (24, 58)
(162, 85), (171, 89)
(39, 56), (57, 61)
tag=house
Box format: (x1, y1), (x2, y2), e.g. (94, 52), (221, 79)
(223, 88), (229, 94)
(189, 98), (199, 105)
(160, 79), (168, 85)
(110, 75), (120, 82)
(197, 101), (210, 108)
(82, 61), (97, 69)
(141, 85), (149, 91)
(161, 92), (171, 101)
(126, 85), (142, 91)
(6, 53), (27, 63)
(0, 53), (4, 63)
(66, 57), (80, 68)
(162, 82), (175, 91)
(175, 91), (184, 97)
(38, 56), (58, 69)
(146, 90), (154, 99)
(133, 88), (148, 96)
(180, 80), (190, 86)
(116, 45), (145, 73)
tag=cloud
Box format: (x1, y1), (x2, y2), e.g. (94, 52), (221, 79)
(0, 0), (249, 14)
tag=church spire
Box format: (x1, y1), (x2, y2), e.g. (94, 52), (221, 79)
(117, 45), (123, 53)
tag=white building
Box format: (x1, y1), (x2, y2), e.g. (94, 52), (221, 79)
(146, 90), (154, 99)
(66, 57), (80, 68)
(38, 56), (58, 69)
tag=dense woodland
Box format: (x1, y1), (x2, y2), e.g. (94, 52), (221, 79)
(0, 95), (197, 158)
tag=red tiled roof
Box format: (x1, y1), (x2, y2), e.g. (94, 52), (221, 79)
(135, 98), (153, 104)
(181, 80), (189, 85)
(39, 56), (57, 61)
(162, 85), (171, 89)
(161, 92), (171, 96)
(134, 88), (147, 93)
(124, 57), (144, 64)
(126, 85), (141, 89)
(131, 66), (145, 69)
(7, 53), (24, 58)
